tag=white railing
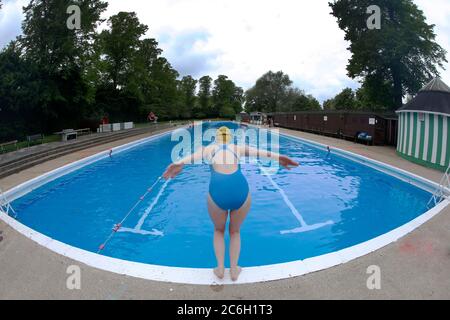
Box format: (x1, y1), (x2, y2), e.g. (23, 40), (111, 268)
(427, 165), (450, 208)
(0, 188), (16, 218)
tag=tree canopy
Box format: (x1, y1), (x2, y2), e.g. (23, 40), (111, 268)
(0, 1), (243, 142)
(245, 71), (321, 113)
(329, 0), (447, 109)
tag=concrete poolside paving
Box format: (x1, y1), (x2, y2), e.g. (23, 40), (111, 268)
(0, 126), (449, 299)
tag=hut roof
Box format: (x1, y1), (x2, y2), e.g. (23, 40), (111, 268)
(397, 77), (450, 115)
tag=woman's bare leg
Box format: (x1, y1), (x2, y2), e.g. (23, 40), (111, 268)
(207, 194), (228, 279)
(229, 194), (251, 281)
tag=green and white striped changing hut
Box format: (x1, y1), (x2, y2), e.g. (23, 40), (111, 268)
(396, 77), (450, 171)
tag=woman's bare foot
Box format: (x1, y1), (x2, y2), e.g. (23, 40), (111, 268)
(230, 266), (242, 281)
(214, 267), (225, 279)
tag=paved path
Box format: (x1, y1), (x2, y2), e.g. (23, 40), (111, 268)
(0, 126), (449, 299)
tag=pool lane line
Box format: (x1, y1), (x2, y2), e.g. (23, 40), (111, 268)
(258, 165), (334, 234)
(117, 178), (170, 236)
(97, 176), (164, 253)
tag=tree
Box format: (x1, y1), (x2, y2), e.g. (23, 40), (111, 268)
(245, 71), (292, 113)
(178, 75), (198, 119)
(197, 76), (213, 118)
(21, 0), (107, 75)
(355, 75), (394, 110)
(148, 57), (179, 119)
(333, 88), (357, 110)
(212, 75), (243, 119)
(330, 0), (447, 109)
(1, 2), (245, 142)
(291, 94), (321, 111)
(245, 71), (320, 112)
(323, 98), (335, 111)
(0, 42), (41, 141)
(98, 12), (148, 90)
(322, 88), (360, 111)
(131, 39), (180, 120)
(18, 0), (108, 131)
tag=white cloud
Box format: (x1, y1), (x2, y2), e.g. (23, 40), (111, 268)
(0, 0), (27, 48)
(101, 0), (360, 101)
(415, 0), (450, 88)
(1, 0), (449, 102)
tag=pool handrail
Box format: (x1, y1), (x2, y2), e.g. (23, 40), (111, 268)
(427, 164), (450, 208)
(0, 187), (16, 218)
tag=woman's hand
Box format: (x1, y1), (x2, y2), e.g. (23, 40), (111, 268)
(279, 155), (299, 170)
(163, 163), (184, 180)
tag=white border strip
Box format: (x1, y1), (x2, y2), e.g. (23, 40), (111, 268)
(0, 124), (449, 285)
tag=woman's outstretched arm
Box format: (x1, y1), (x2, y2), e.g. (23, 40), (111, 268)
(240, 145), (299, 170)
(163, 146), (211, 179)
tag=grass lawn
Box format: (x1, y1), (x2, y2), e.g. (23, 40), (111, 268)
(0, 135), (60, 155)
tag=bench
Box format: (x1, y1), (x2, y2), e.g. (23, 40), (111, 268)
(27, 134), (44, 147)
(355, 132), (373, 146)
(0, 140), (18, 153)
(54, 129), (77, 142)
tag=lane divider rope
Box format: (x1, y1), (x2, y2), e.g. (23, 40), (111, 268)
(97, 176), (164, 254)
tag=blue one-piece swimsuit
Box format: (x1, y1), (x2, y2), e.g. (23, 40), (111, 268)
(209, 144), (249, 211)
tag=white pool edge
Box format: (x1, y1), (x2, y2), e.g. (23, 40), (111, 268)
(0, 124), (448, 285)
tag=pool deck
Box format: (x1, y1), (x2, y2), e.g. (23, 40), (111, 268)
(0, 126), (449, 299)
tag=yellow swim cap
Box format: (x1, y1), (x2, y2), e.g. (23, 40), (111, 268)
(216, 126), (232, 144)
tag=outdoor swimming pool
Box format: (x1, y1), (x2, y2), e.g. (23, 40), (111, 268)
(6, 121), (436, 272)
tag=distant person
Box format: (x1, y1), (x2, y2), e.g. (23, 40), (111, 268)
(163, 126), (299, 281)
(148, 112), (158, 123)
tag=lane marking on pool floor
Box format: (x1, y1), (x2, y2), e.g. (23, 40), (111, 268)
(259, 165), (334, 234)
(118, 179), (170, 237)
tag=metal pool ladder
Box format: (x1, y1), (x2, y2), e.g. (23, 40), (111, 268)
(427, 165), (450, 209)
(0, 188), (16, 218)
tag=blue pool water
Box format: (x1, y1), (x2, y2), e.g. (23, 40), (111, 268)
(11, 122), (432, 268)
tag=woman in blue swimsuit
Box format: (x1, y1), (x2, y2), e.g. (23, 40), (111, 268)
(163, 126), (298, 281)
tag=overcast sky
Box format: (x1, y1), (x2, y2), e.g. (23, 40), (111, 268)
(1, 0), (449, 102)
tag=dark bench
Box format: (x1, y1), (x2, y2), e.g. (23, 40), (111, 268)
(355, 132), (373, 146)
(0, 140), (18, 153)
(27, 134), (44, 147)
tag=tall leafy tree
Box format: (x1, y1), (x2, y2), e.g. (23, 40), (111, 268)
(245, 71), (320, 113)
(323, 98), (335, 111)
(18, 0), (107, 131)
(290, 92), (321, 111)
(197, 75), (213, 118)
(98, 12), (148, 90)
(245, 71), (292, 113)
(148, 57), (180, 119)
(0, 42), (41, 140)
(21, 0), (107, 74)
(178, 75), (198, 119)
(333, 88), (357, 110)
(355, 75), (393, 110)
(132, 38), (179, 120)
(212, 75), (243, 118)
(330, 0), (447, 109)
(322, 88), (360, 110)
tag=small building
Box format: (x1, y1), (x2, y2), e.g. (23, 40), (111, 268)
(236, 111), (250, 123)
(396, 77), (450, 171)
(249, 112), (267, 125)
